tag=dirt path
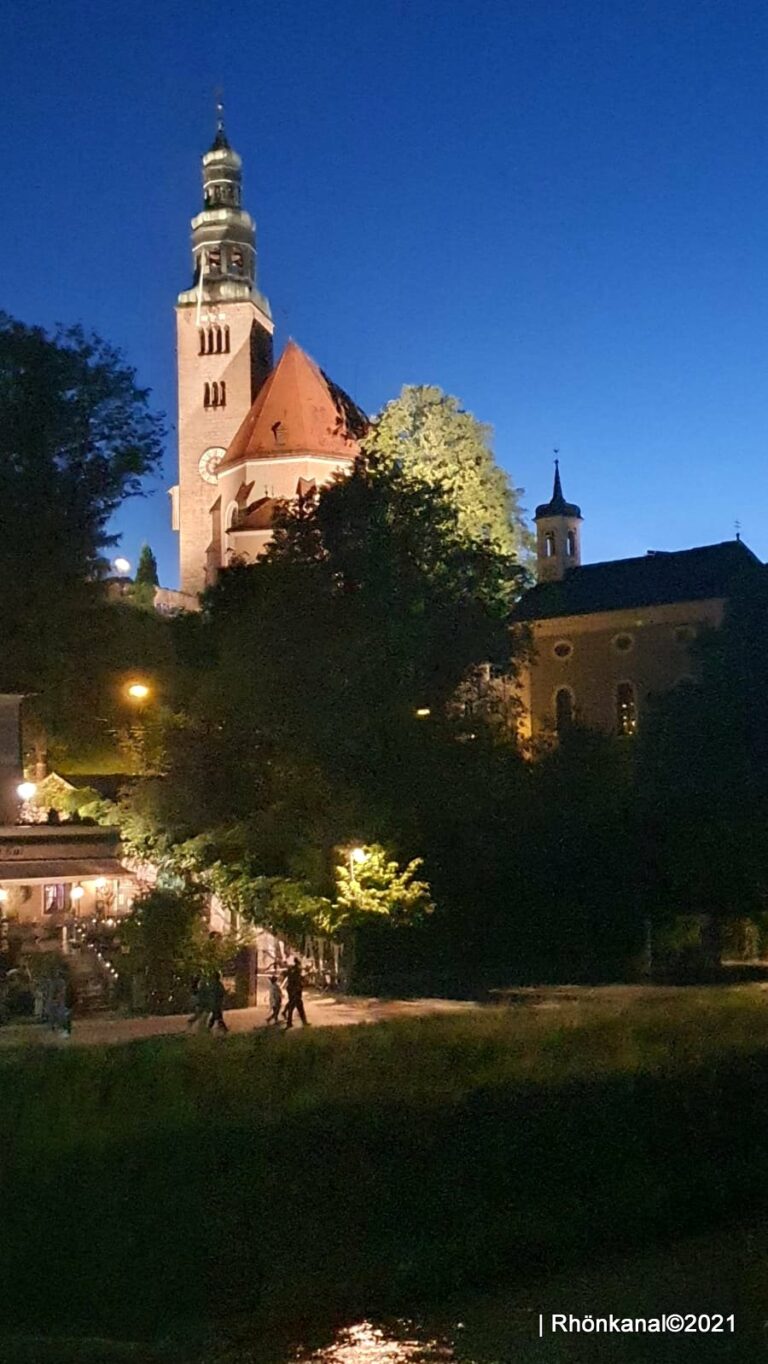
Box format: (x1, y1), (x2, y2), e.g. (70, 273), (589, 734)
(0, 991), (480, 1047)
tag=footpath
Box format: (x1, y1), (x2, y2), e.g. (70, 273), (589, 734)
(0, 991), (479, 1047)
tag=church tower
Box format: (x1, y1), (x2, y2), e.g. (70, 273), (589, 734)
(534, 460), (582, 583)
(172, 112), (274, 597)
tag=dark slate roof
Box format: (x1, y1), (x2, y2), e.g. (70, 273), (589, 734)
(535, 461), (581, 519)
(515, 540), (763, 621)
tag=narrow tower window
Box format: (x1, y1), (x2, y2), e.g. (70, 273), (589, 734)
(215, 327), (223, 353)
(555, 688), (574, 734)
(219, 381), (226, 408)
(545, 532), (556, 558)
(198, 329), (205, 355)
(566, 530), (576, 557)
(223, 325), (230, 354)
(203, 382), (211, 409)
(616, 683), (637, 737)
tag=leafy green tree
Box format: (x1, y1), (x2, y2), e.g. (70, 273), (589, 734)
(0, 313), (165, 764)
(374, 385), (532, 560)
(327, 845), (433, 933)
(128, 543), (160, 611)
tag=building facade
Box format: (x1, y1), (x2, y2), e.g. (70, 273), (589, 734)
(516, 466), (762, 742)
(171, 120), (365, 599)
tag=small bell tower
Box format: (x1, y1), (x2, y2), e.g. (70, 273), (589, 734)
(534, 460), (582, 583)
(172, 107), (275, 597)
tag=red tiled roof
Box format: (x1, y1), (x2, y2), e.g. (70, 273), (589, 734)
(218, 339), (367, 470)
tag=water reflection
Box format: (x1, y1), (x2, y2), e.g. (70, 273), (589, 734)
(301, 1320), (453, 1362)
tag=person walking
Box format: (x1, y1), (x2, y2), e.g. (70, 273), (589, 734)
(266, 973), (282, 1026)
(187, 973), (206, 1029)
(207, 970), (229, 1033)
(284, 957), (309, 1028)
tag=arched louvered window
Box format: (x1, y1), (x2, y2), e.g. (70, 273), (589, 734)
(198, 329), (205, 355)
(555, 688), (574, 735)
(203, 382), (211, 409)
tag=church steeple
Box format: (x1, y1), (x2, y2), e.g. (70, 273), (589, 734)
(534, 459), (583, 582)
(177, 115), (271, 318)
(173, 116), (275, 599)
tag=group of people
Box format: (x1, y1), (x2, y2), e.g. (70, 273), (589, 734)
(186, 957), (311, 1035)
(186, 968), (229, 1032)
(266, 957), (310, 1028)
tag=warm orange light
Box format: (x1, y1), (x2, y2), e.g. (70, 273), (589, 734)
(71, 884), (85, 902)
(94, 877), (108, 890)
(126, 682), (150, 701)
(415, 707), (431, 718)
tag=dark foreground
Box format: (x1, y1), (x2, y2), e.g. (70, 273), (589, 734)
(5, 1219), (768, 1362)
(5, 990), (768, 1355)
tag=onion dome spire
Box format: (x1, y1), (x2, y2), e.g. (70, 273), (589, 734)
(535, 457), (582, 520)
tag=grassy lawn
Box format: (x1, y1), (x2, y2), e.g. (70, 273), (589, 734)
(4, 986), (768, 1346)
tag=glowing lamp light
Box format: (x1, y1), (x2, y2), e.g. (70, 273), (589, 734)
(94, 876), (108, 890)
(113, 557), (131, 575)
(0, 888), (7, 904)
(415, 707), (431, 718)
(70, 884), (85, 902)
(16, 781), (37, 801)
(126, 682), (150, 701)
(350, 847), (368, 866)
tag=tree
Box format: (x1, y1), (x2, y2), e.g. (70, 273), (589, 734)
(0, 313), (166, 764)
(128, 543), (159, 611)
(374, 385), (532, 561)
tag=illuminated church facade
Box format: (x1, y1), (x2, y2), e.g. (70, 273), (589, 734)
(169, 117), (365, 601)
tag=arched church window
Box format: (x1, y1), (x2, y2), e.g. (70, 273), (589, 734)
(226, 501), (239, 532)
(223, 326), (230, 354)
(198, 329), (205, 355)
(211, 382), (219, 407)
(566, 530), (577, 557)
(555, 687), (574, 734)
(616, 682), (637, 737)
(545, 532), (556, 558)
(219, 381), (226, 408)
(215, 327), (223, 353)
(203, 382), (211, 409)
(231, 248), (244, 275)
(207, 249), (221, 275)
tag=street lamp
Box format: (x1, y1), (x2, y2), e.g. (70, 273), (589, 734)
(126, 682), (151, 702)
(415, 707), (431, 719)
(113, 557), (131, 576)
(71, 884), (84, 902)
(348, 846), (368, 877)
(16, 781), (37, 802)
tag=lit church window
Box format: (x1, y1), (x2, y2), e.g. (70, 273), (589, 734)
(616, 682), (637, 736)
(545, 532), (556, 557)
(566, 530), (576, 556)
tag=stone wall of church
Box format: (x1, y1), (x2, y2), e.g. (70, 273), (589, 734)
(520, 596), (725, 741)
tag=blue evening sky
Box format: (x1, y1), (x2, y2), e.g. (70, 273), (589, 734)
(3, 0), (768, 587)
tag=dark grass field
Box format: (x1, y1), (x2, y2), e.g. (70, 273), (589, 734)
(4, 989), (768, 1352)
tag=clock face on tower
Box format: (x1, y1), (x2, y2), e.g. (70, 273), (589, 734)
(198, 447), (226, 485)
